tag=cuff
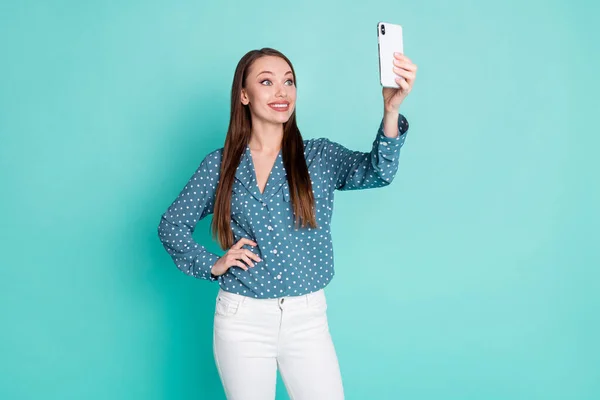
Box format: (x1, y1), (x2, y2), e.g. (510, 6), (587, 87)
(198, 252), (221, 282)
(377, 113), (409, 150)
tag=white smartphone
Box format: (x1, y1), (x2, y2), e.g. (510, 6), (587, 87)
(377, 21), (404, 88)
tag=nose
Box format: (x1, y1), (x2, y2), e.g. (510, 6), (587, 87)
(275, 84), (287, 97)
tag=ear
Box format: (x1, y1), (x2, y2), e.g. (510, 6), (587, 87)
(240, 89), (249, 105)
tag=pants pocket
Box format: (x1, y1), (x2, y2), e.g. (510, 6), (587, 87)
(307, 290), (328, 314)
(215, 295), (241, 317)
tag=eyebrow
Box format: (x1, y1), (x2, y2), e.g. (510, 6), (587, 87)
(256, 70), (293, 78)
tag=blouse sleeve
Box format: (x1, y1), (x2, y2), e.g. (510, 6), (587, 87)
(321, 113), (409, 191)
(157, 152), (221, 281)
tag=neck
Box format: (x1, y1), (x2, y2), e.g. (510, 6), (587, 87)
(248, 119), (283, 153)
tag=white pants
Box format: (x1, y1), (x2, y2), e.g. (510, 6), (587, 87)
(212, 288), (345, 400)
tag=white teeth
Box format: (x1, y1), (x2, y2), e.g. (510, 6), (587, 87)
(271, 104), (288, 108)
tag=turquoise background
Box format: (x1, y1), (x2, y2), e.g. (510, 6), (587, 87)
(1, 0), (598, 399)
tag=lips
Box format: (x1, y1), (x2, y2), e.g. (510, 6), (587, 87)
(268, 102), (290, 112)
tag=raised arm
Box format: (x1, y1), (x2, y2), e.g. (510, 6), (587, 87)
(321, 113), (409, 191)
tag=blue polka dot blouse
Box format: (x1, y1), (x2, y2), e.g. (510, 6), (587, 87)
(158, 114), (409, 298)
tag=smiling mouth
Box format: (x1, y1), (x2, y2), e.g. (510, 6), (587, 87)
(268, 103), (289, 111)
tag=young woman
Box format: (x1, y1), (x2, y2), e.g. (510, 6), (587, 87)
(158, 47), (417, 400)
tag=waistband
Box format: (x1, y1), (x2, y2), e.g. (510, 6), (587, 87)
(217, 287), (325, 308)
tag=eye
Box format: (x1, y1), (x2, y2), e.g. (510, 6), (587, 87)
(260, 79), (295, 86)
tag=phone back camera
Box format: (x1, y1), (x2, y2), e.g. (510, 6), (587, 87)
(381, 24), (385, 35)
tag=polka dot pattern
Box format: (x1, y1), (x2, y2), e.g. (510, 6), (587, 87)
(158, 114), (409, 299)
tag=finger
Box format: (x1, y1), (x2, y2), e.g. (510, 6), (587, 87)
(396, 76), (410, 91)
(226, 251), (244, 263)
(231, 237), (257, 249)
(234, 250), (253, 265)
(233, 261), (249, 271)
(393, 67), (415, 81)
(398, 65), (417, 76)
(394, 53), (412, 63)
(244, 249), (262, 262)
(225, 254), (249, 271)
(393, 59), (417, 71)
(233, 249), (249, 261)
(240, 254), (255, 267)
(395, 76), (406, 87)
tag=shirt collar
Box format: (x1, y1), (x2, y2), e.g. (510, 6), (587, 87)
(235, 145), (287, 202)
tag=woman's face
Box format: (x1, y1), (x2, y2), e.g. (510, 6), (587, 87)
(241, 55), (296, 125)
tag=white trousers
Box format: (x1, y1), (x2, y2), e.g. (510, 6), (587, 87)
(212, 287), (345, 400)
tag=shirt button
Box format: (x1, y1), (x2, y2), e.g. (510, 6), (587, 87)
(276, 274), (282, 279)
(262, 202), (267, 207)
(267, 225), (273, 231)
(271, 249), (278, 254)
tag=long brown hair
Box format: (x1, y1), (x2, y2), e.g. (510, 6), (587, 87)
(211, 48), (317, 250)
